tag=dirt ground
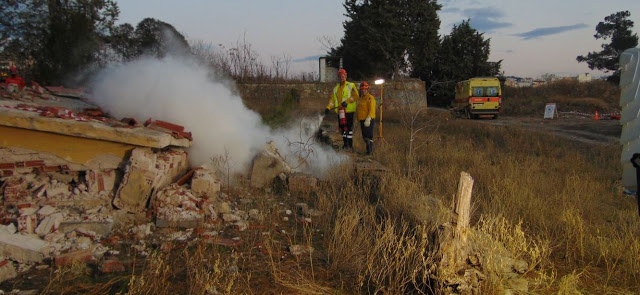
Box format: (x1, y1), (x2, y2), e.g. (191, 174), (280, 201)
(483, 115), (621, 145)
(430, 108), (622, 146)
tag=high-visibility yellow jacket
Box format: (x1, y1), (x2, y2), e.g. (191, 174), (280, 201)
(326, 81), (359, 113)
(357, 92), (376, 121)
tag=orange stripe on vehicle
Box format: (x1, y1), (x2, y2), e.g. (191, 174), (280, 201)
(489, 97), (501, 102)
(470, 97), (486, 102)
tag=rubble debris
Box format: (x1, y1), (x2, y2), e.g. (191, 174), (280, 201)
(154, 184), (203, 228)
(114, 148), (188, 213)
(250, 141), (291, 188)
(190, 167), (221, 199)
(0, 231), (50, 263)
(100, 258), (125, 273)
(0, 259), (17, 283)
(288, 173), (318, 193)
(54, 248), (94, 267)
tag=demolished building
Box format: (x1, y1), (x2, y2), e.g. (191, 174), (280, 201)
(0, 82), (322, 285)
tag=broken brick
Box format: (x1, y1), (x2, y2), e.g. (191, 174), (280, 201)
(55, 249), (94, 267)
(100, 259), (125, 273)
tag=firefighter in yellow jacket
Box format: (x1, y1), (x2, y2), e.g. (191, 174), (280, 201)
(325, 69), (359, 150)
(357, 81), (376, 155)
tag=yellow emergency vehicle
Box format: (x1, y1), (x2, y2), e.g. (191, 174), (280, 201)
(452, 77), (502, 119)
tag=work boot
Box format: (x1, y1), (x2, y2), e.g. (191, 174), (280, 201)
(366, 139), (374, 155)
(342, 137), (348, 149)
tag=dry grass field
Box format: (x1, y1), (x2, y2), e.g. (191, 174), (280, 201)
(28, 80), (640, 294)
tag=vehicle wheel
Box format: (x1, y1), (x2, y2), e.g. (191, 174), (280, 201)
(465, 108), (471, 119)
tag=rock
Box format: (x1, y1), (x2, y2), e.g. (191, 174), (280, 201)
(288, 173), (318, 193)
(249, 142), (291, 188)
(37, 205), (57, 218)
(0, 259), (17, 283)
(54, 249), (93, 267)
(222, 214), (242, 223)
(154, 184), (204, 228)
(17, 215), (37, 234)
(86, 170), (117, 193)
(0, 231), (50, 263)
(289, 245), (313, 256)
(58, 221), (113, 236)
(190, 168), (221, 199)
(512, 259), (528, 274)
(114, 148), (188, 213)
(215, 202), (232, 214)
(130, 223), (153, 240)
(100, 258), (125, 273)
(249, 209), (263, 221)
(35, 212), (63, 237)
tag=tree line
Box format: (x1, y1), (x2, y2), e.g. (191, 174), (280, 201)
(0, 0), (191, 85)
(0, 1), (636, 101)
(330, 1), (637, 104)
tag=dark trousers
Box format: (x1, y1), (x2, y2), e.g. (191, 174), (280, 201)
(359, 120), (375, 154)
(339, 112), (355, 148)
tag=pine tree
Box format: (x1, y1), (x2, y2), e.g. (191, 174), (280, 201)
(577, 11), (638, 84)
(431, 20), (501, 104)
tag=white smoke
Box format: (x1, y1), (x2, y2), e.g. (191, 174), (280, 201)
(89, 56), (345, 177)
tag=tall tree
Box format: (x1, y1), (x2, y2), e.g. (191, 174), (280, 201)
(334, 0), (410, 79)
(406, 0), (441, 82)
(0, 0), (119, 84)
(431, 20), (501, 104)
(132, 18), (190, 58)
(330, 0), (441, 81)
(577, 11), (638, 84)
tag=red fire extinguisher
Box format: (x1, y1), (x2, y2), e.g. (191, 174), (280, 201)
(338, 105), (347, 132)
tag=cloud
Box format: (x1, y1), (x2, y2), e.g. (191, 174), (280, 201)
(463, 7), (513, 32)
(514, 23), (588, 40)
(293, 55), (322, 63)
(441, 5), (512, 32)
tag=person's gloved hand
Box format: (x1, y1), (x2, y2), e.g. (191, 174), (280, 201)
(324, 109), (329, 116)
(364, 116), (371, 127)
(341, 101), (347, 107)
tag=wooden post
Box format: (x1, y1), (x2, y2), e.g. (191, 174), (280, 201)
(454, 171), (474, 243)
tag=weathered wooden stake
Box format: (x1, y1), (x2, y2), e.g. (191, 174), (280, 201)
(454, 171), (474, 244)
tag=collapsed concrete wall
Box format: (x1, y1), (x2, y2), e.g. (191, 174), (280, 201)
(0, 83), (320, 284)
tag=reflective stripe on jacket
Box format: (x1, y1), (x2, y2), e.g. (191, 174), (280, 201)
(357, 92), (376, 120)
(326, 81), (359, 113)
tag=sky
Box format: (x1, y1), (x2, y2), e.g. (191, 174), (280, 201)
(115, 0), (640, 79)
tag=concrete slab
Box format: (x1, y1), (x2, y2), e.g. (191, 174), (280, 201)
(0, 231), (50, 263)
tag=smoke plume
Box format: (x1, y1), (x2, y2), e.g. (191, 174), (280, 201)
(89, 56), (345, 177)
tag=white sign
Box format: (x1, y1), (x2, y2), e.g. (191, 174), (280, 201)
(544, 103), (556, 119)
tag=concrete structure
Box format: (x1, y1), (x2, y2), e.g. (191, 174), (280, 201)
(577, 73), (592, 83)
(318, 56), (342, 83)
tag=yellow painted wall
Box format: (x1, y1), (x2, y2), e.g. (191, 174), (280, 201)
(0, 125), (134, 165)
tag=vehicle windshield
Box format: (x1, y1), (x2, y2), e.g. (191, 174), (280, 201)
(472, 86), (499, 97)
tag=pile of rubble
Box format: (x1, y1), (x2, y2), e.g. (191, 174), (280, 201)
(0, 83), (321, 284)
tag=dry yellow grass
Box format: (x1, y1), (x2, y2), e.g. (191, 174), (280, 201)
(37, 105), (637, 294)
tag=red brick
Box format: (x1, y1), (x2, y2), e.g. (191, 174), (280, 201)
(0, 163), (15, 169)
(55, 249), (93, 267)
(25, 160), (45, 167)
(211, 238), (242, 248)
(43, 166), (60, 172)
(100, 259), (125, 273)
(148, 120), (184, 132)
